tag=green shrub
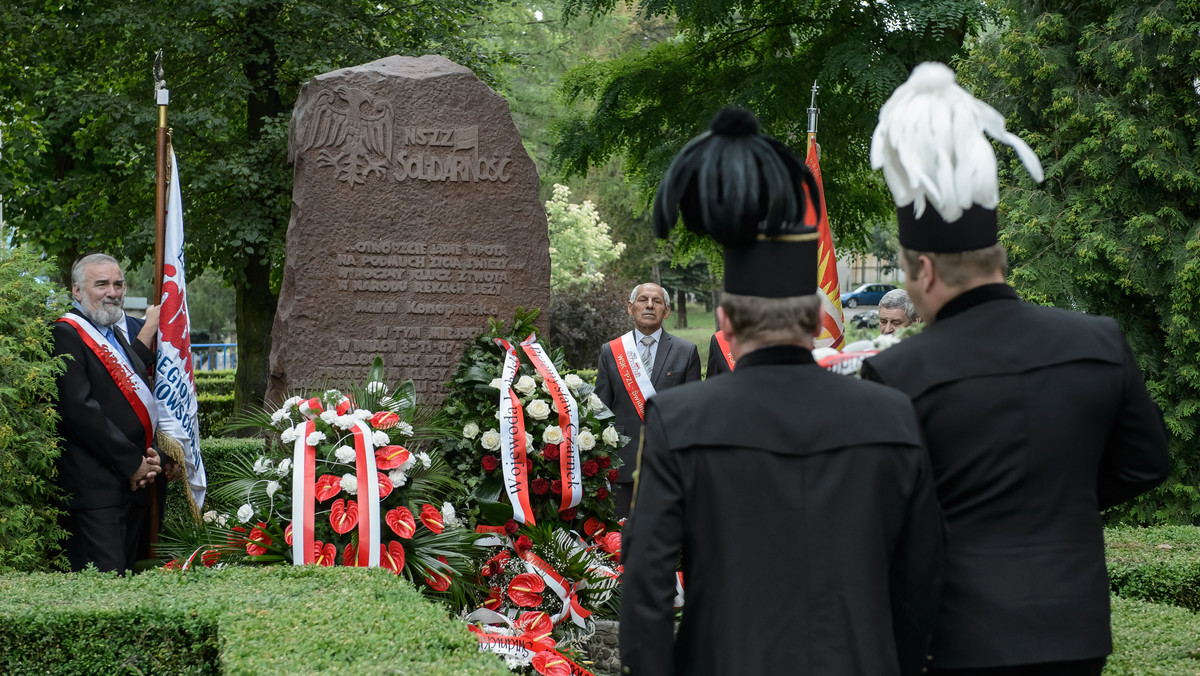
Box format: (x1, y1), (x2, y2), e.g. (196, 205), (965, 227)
(1106, 595), (1200, 674)
(1106, 526), (1200, 611)
(162, 437), (267, 525)
(194, 374), (234, 396)
(194, 369), (235, 381)
(0, 248), (69, 572)
(197, 392), (235, 437)
(0, 566), (509, 675)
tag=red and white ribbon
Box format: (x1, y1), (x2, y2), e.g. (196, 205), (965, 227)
(349, 419), (382, 566)
(495, 339), (536, 525)
(609, 333), (656, 421)
(520, 333), (581, 512)
(518, 549), (592, 628)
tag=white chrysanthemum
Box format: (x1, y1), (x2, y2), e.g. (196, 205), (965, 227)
(277, 458), (292, 476)
(237, 504), (254, 523)
(266, 480), (280, 498)
(282, 395), (303, 410)
(202, 510), (218, 523)
(252, 457), (273, 474)
(526, 399), (552, 421)
(400, 452), (418, 472)
(334, 415), (356, 430)
(395, 422), (413, 437)
(514, 375), (537, 396)
(319, 410), (338, 425)
(543, 425), (564, 445)
(463, 422), (480, 439)
(306, 431), (327, 446)
(334, 445), (357, 463)
(388, 469), (409, 488)
(587, 393), (605, 413)
(324, 389), (342, 400)
(280, 426), (299, 445)
(578, 429), (597, 451)
(481, 429), (501, 450)
(340, 474), (358, 495)
(417, 452), (432, 469)
(874, 333), (903, 350)
(353, 408), (373, 420)
(602, 425), (620, 447)
(563, 373), (584, 393)
(441, 502), (460, 528)
(365, 381), (387, 394)
(489, 378), (504, 390)
(372, 431), (390, 447)
(270, 408), (288, 424)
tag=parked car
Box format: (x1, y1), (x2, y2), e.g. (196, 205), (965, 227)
(850, 310), (879, 329)
(840, 283), (897, 308)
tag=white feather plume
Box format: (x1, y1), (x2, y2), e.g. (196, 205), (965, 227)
(870, 62), (1044, 223)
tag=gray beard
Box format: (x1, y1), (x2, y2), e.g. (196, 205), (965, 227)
(81, 299), (124, 327)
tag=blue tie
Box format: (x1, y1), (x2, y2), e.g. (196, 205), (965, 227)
(105, 327), (130, 364)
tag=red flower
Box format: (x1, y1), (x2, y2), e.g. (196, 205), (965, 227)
(607, 469), (619, 484)
(516, 611), (554, 643)
(525, 457), (534, 473)
(514, 535), (533, 553)
(507, 572), (545, 607)
(201, 550), (221, 567)
(582, 460), (600, 477)
(424, 555), (452, 591)
(380, 541), (406, 574)
(583, 518), (605, 538)
(245, 524), (272, 556)
(342, 543), (357, 567)
(369, 410), (400, 429)
(597, 454), (611, 469)
(226, 525), (247, 546)
(284, 522), (294, 546)
(481, 455), (500, 472)
(419, 503), (445, 534)
(504, 519), (519, 535)
(313, 541), (336, 566)
(560, 508), (578, 521)
(532, 651), (571, 676)
(599, 532), (622, 562)
(542, 443), (560, 461)
(550, 480), (562, 495)
(482, 586), (503, 610)
(532, 478), (550, 495)
(595, 487), (609, 501)
(330, 499), (359, 534)
(386, 506), (416, 539)
(314, 474), (342, 502)
(375, 445), (410, 470)
(163, 559), (182, 570)
(376, 472), (394, 499)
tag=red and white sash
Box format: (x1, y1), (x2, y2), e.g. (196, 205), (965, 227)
(495, 339), (536, 525)
(713, 330), (736, 371)
(57, 314), (157, 448)
(520, 333), (581, 512)
(608, 333), (656, 421)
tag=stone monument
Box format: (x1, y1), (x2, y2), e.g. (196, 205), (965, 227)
(267, 55), (550, 405)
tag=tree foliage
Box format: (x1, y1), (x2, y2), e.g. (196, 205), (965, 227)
(961, 0), (1200, 523)
(546, 183), (625, 290)
(552, 0), (995, 264)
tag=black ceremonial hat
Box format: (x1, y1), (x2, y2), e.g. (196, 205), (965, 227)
(652, 107), (821, 298)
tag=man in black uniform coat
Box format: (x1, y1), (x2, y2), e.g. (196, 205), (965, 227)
(619, 107), (944, 676)
(704, 331), (734, 377)
(54, 253), (163, 572)
(863, 63), (1171, 675)
(595, 282), (702, 519)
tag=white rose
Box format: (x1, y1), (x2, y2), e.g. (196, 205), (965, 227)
(417, 452), (432, 469)
(319, 410), (337, 425)
(216, 514), (229, 527)
(563, 373), (584, 393)
(266, 480), (281, 498)
(526, 399), (552, 421)
(202, 510), (218, 523)
(578, 429), (596, 451)
(396, 422), (414, 437)
(481, 429), (501, 451)
(280, 426), (299, 445)
(252, 457), (273, 474)
(353, 408), (373, 420)
(542, 425), (564, 445)
(334, 445), (356, 463)
(541, 378), (553, 395)
(489, 378), (504, 390)
(340, 473), (358, 495)
(237, 504), (254, 523)
(463, 422), (480, 439)
(277, 458), (292, 476)
(388, 469), (409, 488)
(526, 434), (534, 453)
(366, 381), (387, 394)
(306, 431), (327, 446)
(373, 430), (390, 447)
(514, 375), (537, 396)
(602, 425), (620, 447)
(587, 393), (605, 414)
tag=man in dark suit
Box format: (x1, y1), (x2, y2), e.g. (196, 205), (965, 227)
(620, 107), (944, 676)
(863, 62), (1171, 675)
(704, 331), (734, 377)
(53, 253), (162, 572)
(595, 282), (702, 519)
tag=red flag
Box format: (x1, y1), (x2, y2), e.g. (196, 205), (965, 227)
(805, 137), (844, 349)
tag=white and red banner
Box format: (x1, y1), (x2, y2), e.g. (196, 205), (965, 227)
(155, 146), (207, 508)
(805, 136), (846, 350)
(520, 333), (581, 512)
(609, 333), (656, 421)
(495, 339), (536, 525)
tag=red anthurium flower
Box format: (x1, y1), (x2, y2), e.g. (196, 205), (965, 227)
(583, 518), (605, 538)
(246, 524), (272, 556)
(532, 650), (571, 676)
(313, 541), (336, 566)
(419, 503), (444, 534)
(342, 543), (357, 567)
(201, 550), (221, 567)
(163, 559), (182, 570)
(507, 572), (545, 607)
(376, 472), (394, 499)
(284, 522), (294, 546)
(516, 611), (554, 643)
(226, 525), (247, 546)
(369, 410), (400, 429)
(374, 445), (410, 470)
(482, 586), (503, 610)
(599, 532), (622, 562)
(424, 555), (452, 591)
(314, 474), (342, 502)
(330, 499), (359, 534)
(385, 506), (416, 539)
(380, 541), (406, 574)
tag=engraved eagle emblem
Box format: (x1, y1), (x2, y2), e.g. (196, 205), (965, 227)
(295, 86), (393, 186)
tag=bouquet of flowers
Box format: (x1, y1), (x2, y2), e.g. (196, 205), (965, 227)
(159, 358), (484, 607)
(439, 309), (629, 532)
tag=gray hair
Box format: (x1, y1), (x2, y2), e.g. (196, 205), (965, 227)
(899, 243), (1008, 289)
(71, 253), (122, 287)
(879, 288), (919, 323)
(720, 292), (821, 344)
(629, 283), (670, 306)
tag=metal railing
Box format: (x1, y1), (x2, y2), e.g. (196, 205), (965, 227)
(191, 343), (237, 371)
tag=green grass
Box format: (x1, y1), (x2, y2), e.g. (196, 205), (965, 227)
(669, 302), (716, 377)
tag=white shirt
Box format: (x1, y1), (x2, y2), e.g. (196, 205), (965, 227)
(632, 327), (664, 373)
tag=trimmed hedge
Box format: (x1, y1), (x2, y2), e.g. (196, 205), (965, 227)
(0, 566), (509, 675)
(1106, 526), (1200, 612)
(195, 374), (234, 396)
(1107, 595), (1200, 674)
(197, 393), (236, 437)
(163, 437), (267, 524)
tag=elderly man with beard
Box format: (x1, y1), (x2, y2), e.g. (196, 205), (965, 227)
(52, 253), (163, 572)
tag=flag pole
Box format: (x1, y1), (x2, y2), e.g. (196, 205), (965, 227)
(150, 50), (169, 556)
(807, 81), (819, 148)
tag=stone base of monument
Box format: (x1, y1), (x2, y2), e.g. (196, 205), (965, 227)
(581, 620), (621, 676)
